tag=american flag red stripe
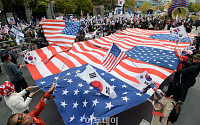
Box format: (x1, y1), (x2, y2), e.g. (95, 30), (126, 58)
(40, 19), (78, 50)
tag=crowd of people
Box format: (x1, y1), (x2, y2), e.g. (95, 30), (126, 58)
(0, 13), (199, 125)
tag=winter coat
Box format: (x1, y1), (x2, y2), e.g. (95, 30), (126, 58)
(151, 96), (176, 125)
(4, 89), (32, 114)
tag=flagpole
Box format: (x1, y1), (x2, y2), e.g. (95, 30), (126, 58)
(86, 41), (143, 73)
(128, 57), (143, 73)
(34, 51), (70, 94)
(55, 51), (70, 84)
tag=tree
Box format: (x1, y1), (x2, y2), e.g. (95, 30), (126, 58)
(24, 0), (50, 11)
(54, 0), (77, 14)
(2, 0), (24, 11)
(192, 3), (200, 12)
(188, 2), (193, 12)
(164, 2), (171, 10)
(139, 1), (151, 14)
(75, 0), (93, 16)
(124, 0), (136, 13)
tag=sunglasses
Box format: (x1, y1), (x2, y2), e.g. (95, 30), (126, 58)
(17, 113), (24, 125)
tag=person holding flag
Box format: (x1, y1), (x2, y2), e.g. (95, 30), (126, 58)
(174, 47), (193, 70)
(151, 81), (181, 125)
(7, 83), (56, 125)
(1, 53), (29, 97)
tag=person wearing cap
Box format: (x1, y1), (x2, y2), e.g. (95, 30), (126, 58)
(7, 83), (56, 125)
(0, 81), (34, 114)
(174, 53), (200, 102)
(1, 53), (29, 96)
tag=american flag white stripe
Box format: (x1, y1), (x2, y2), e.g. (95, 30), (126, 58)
(40, 19), (79, 49)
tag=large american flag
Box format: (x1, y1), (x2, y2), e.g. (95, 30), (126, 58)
(26, 31), (188, 91)
(101, 43), (127, 72)
(26, 29), (191, 124)
(40, 19), (81, 50)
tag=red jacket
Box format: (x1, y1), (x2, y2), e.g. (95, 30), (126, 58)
(28, 91), (52, 125)
(174, 50), (189, 70)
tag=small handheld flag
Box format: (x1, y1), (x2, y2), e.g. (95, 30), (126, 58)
(101, 43), (127, 72)
(77, 64), (117, 99)
(24, 51), (41, 65)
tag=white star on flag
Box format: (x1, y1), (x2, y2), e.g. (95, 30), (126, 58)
(40, 81), (46, 85)
(92, 99), (99, 107)
(105, 102), (114, 110)
(80, 114), (85, 122)
(74, 89), (80, 95)
(62, 89), (69, 96)
(95, 93), (102, 96)
(83, 90), (90, 94)
(136, 92), (142, 96)
(78, 83), (84, 87)
(69, 115), (75, 122)
(54, 76), (59, 80)
(123, 92), (128, 95)
(83, 99), (88, 107)
(89, 86), (93, 90)
(61, 101), (67, 108)
(111, 85), (116, 89)
(66, 73), (71, 76)
(89, 113), (96, 123)
(67, 79), (73, 84)
(122, 96), (130, 102)
(122, 84), (127, 88)
(110, 78), (116, 81)
(73, 101), (79, 108)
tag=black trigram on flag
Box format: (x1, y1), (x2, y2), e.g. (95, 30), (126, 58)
(89, 72), (97, 78)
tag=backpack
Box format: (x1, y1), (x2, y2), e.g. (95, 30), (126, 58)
(168, 102), (181, 123)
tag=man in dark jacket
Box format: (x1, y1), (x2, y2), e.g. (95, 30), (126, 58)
(174, 53), (200, 102)
(2, 53), (29, 96)
(0, 44), (19, 64)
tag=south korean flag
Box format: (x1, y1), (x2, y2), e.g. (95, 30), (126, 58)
(135, 71), (155, 88)
(77, 64), (117, 99)
(24, 51), (41, 65)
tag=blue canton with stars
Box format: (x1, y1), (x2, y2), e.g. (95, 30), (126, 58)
(126, 46), (180, 70)
(110, 43), (122, 57)
(36, 64), (150, 125)
(149, 34), (191, 42)
(61, 21), (82, 36)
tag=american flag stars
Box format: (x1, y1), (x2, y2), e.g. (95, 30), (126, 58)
(36, 64), (150, 125)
